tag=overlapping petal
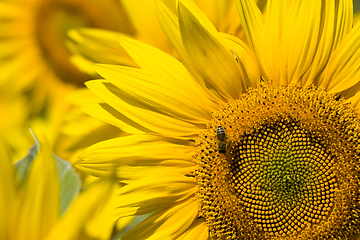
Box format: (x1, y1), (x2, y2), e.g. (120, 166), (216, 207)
(221, 33), (260, 88)
(321, 21), (360, 93)
(236, 0), (353, 87)
(77, 135), (195, 180)
(235, 0), (264, 54)
(86, 80), (203, 137)
(179, 2), (243, 101)
(82, 103), (150, 135)
(177, 219), (209, 240)
(115, 174), (196, 218)
(68, 28), (137, 75)
(304, 0), (353, 85)
(121, 197), (198, 240)
(95, 64), (213, 123)
(11, 140), (59, 240)
(46, 180), (117, 240)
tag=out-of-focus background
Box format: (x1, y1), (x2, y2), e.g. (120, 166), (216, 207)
(355, 0), (360, 13)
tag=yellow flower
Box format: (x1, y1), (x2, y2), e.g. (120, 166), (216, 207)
(0, 133), (119, 240)
(0, 0), (135, 113)
(77, 0), (360, 239)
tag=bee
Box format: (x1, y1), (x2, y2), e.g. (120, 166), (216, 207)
(216, 126), (227, 154)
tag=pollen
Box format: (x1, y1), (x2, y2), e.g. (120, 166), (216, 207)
(194, 82), (360, 239)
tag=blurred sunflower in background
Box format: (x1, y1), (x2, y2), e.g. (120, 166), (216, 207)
(0, 0), (139, 161)
(0, 0), (135, 111)
(76, 0), (360, 239)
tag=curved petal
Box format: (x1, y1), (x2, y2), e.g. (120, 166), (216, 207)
(121, 197), (199, 240)
(258, 0), (322, 84)
(177, 219), (209, 240)
(304, 0), (353, 86)
(221, 33), (260, 89)
(281, 1), (323, 85)
(321, 20), (360, 93)
(179, 2), (243, 100)
(82, 103), (150, 134)
(11, 140), (59, 240)
(86, 80), (203, 137)
(345, 91), (360, 112)
(77, 135), (195, 179)
(117, 164), (196, 184)
(109, 36), (217, 110)
(155, 0), (227, 103)
(235, 0), (264, 53)
(95, 64), (213, 123)
(115, 174), (196, 218)
(67, 28), (137, 74)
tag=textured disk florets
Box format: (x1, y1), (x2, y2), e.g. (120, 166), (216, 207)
(194, 83), (360, 239)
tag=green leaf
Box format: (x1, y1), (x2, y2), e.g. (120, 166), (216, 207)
(14, 130), (81, 216)
(14, 132), (40, 183)
(53, 154), (81, 216)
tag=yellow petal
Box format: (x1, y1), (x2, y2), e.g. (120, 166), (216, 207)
(177, 219), (209, 240)
(115, 174), (196, 218)
(86, 80), (203, 137)
(195, 0), (241, 36)
(46, 180), (117, 240)
(121, 0), (170, 49)
(67, 28), (137, 72)
(11, 139), (59, 240)
(117, 37), (218, 111)
(304, 0), (353, 86)
(280, 1), (322, 85)
(95, 64), (213, 123)
(321, 21), (360, 93)
(121, 197), (198, 240)
(82, 103), (149, 134)
(0, 139), (16, 240)
(155, 0), (227, 103)
(77, 135), (194, 179)
(117, 164), (196, 184)
(179, 2), (243, 100)
(221, 33), (260, 89)
(345, 90), (360, 111)
(235, 0), (264, 53)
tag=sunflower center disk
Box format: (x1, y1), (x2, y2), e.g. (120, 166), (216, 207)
(195, 83), (360, 239)
(231, 120), (335, 235)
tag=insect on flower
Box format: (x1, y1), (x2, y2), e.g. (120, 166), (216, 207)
(216, 126), (227, 154)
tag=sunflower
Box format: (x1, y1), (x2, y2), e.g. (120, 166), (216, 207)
(0, 0), (135, 113)
(77, 0), (360, 239)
